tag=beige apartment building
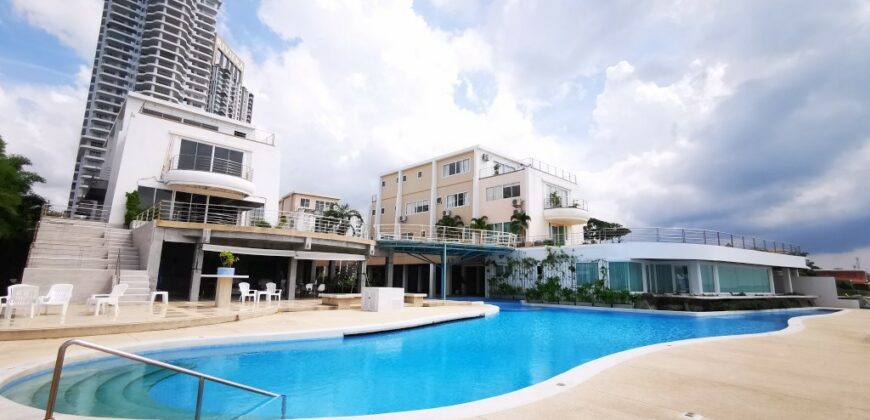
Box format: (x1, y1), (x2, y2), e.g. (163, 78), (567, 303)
(368, 146), (590, 296)
(279, 192), (341, 214)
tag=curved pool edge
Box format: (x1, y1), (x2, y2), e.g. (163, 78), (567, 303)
(0, 304), (499, 420)
(320, 307), (846, 420)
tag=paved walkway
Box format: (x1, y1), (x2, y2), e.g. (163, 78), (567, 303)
(480, 309), (870, 420)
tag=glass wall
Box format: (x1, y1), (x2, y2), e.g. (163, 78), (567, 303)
(701, 264), (715, 293)
(653, 264), (674, 293)
(608, 262), (644, 292)
(674, 265), (690, 293)
(575, 262), (598, 286)
(718, 265), (771, 293)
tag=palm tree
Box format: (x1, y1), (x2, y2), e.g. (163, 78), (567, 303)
(510, 210), (531, 245)
(323, 203), (362, 235)
(435, 213), (463, 240)
(469, 216), (491, 230)
(469, 216), (491, 244)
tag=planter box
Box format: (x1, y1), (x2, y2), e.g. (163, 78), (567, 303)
(612, 303), (634, 309)
(216, 267), (235, 276)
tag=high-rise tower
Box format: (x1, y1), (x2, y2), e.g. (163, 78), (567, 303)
(69, 0), (253, 209)
(206, 36), (254, 123)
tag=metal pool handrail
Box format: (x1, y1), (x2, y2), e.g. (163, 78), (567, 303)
(43, 339), (287, 420)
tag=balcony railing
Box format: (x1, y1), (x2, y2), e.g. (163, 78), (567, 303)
(520, 158), (577, 184)
(133, 200), (367, 239)
(168, 154), (252, 181)
(525, 227), (802, 255)
(543, 197), (589, 211)
(374, 224), (517, 247)
(42, 203), (110, 222)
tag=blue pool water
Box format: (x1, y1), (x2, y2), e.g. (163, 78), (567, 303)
(1, 304), (834, 419)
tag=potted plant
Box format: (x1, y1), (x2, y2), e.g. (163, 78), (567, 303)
(218, 251), (239, 276)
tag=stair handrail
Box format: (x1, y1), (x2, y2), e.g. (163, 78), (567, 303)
(43, 339), (287, 420)
(113, 249), (121, 285)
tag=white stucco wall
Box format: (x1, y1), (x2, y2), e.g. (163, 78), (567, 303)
(103, 94), (280, 225)
(792, 276), (860, 308)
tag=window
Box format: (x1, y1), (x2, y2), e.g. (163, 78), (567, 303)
(178, 139), (244, 178)
(314, 200), (330, 212)
(653, 264), (674, 293)
(442, 159), (470, 177)
(381, 180), (386, 187)
(701, 264), (715, 293)
(674, 265), (690, 293)
(718, 265), (771, 293)
(545, 184), (569, 208)
(486, 183), (521, 201)
(371, 209), (376, 216)
(575, 262), (598, 286)
(380, 208), (385, 214)
(417, 171), (423, 179)
(404, 200), (429, 215)
(489, 222), (512, 233)
(402, 175), (407, 182)
(299, 198), (310, 208)
(608, 262), (644, 292)
(445, 192), (467, 208)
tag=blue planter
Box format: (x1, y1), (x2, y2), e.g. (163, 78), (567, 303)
(217, 267), (235, 276)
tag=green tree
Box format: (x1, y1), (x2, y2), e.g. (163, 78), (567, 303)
(0, 136), (46, 288)
(583, 217), (631, 242)
(469, 216), (491, 230)
(435, 213), (464, 227)
(323, 203), (362, 235)
(510, 210), (531, 243)
(124, 190), (141, 226)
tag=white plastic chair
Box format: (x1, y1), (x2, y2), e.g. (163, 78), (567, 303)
(1, 285), (40, 319)
(89, 283), (128, 316)
(40, 284), (74, 317)
(258, 282), (282, 304)
(304, 283), (314, 296)
(316, 283), (326, 297)
(238, 282), (257, 304)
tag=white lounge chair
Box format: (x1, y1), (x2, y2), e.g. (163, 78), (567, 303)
(258, 282), (282, 304)
(316, 283), (326, 297)
(304, 283), (314, 296)
(0, 285), (40, 319)
(238, 282), (258, 304)
(40, 284), (74, 317)
(88, 283), (129, 316)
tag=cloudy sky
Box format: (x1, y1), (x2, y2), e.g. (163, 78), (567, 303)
(1, 0), (868, 269)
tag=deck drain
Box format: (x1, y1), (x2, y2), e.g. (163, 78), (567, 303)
(681, 412), (703, 419)
(556, 382), (566, 387)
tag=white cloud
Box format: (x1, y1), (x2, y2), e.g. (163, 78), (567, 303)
(811, 247), (870, 271)
(0, 66), (90, 206)
(10, 0), (101, 59)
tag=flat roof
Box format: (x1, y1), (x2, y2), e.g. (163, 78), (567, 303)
(279, 191), (341, 201)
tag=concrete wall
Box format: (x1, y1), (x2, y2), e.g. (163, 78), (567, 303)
(131, 222), (163, 290)
(22, 268), (113, 303)
(792, 276), (860, 308)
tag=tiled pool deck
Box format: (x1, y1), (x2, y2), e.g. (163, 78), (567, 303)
(0, 304), (867, 419)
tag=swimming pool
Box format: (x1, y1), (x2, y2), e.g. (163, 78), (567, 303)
(1, 304), (834, 419)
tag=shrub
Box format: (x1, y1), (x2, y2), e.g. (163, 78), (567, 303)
(560, 287), (576, 302)
(219, 251), (238, 267)
(124, 190), (141, 226)
(255, 220), (272, 228)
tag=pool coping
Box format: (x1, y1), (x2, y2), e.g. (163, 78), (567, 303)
(0, 304), (844, 420)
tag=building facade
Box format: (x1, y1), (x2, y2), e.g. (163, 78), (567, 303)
(69, 0), (254, 210)
(279, 192), (341, 214)
(206, 36), (254, 123)
(369, 146), (589, 244)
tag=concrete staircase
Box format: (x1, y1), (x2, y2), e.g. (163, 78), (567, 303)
(26, 218), (151, 303)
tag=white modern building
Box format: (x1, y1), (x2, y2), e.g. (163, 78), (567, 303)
(69, 0), (255, 209)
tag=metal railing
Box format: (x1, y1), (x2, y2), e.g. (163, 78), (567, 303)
(168, 154), (253, 181)
(42, 203), (110, 222)
(524, 227), (802, 255)
(520, 158), (577, 184)
(543, 197), (589, 211)
(374, 224), (517, 247)
(43, 339), (286, 420)
(134, 200), (368, 238)
(478, 164), (524, 179)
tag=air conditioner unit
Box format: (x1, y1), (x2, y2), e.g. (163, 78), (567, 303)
(443, 210), (451, 216)
(481, 153), (490, 161)
(436, 197), (442, 204)
(399, 216), (408, 223)
(512, 198), (524, 207)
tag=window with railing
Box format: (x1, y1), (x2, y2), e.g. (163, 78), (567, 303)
(176, 139), (246, 178)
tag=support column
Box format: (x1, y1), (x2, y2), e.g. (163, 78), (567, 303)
(386, 255), (394, 287)
(417, 265), (423, 293)
(441, 245), (447, 300)
(287, 258), (298, 300)
(401, 265), (408, 291)
(327, 261), (335, 283)
(787, 268), (794, 293)
(309, 260), (316, 285)
(688, 261), (703, 295)
(189, 243), (204, 302)
(712, 264), (721, 294)
(429, 263), (436, 298)
(359, 260), (367, 292)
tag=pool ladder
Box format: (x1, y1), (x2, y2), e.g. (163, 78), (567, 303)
(43, 339), (287, 420)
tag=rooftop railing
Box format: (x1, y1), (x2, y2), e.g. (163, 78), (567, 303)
(520, 158), (577, 184)
(134, 200), (368, 239)
(523, 227), (803, 255)
(374, 224), (517, 247)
